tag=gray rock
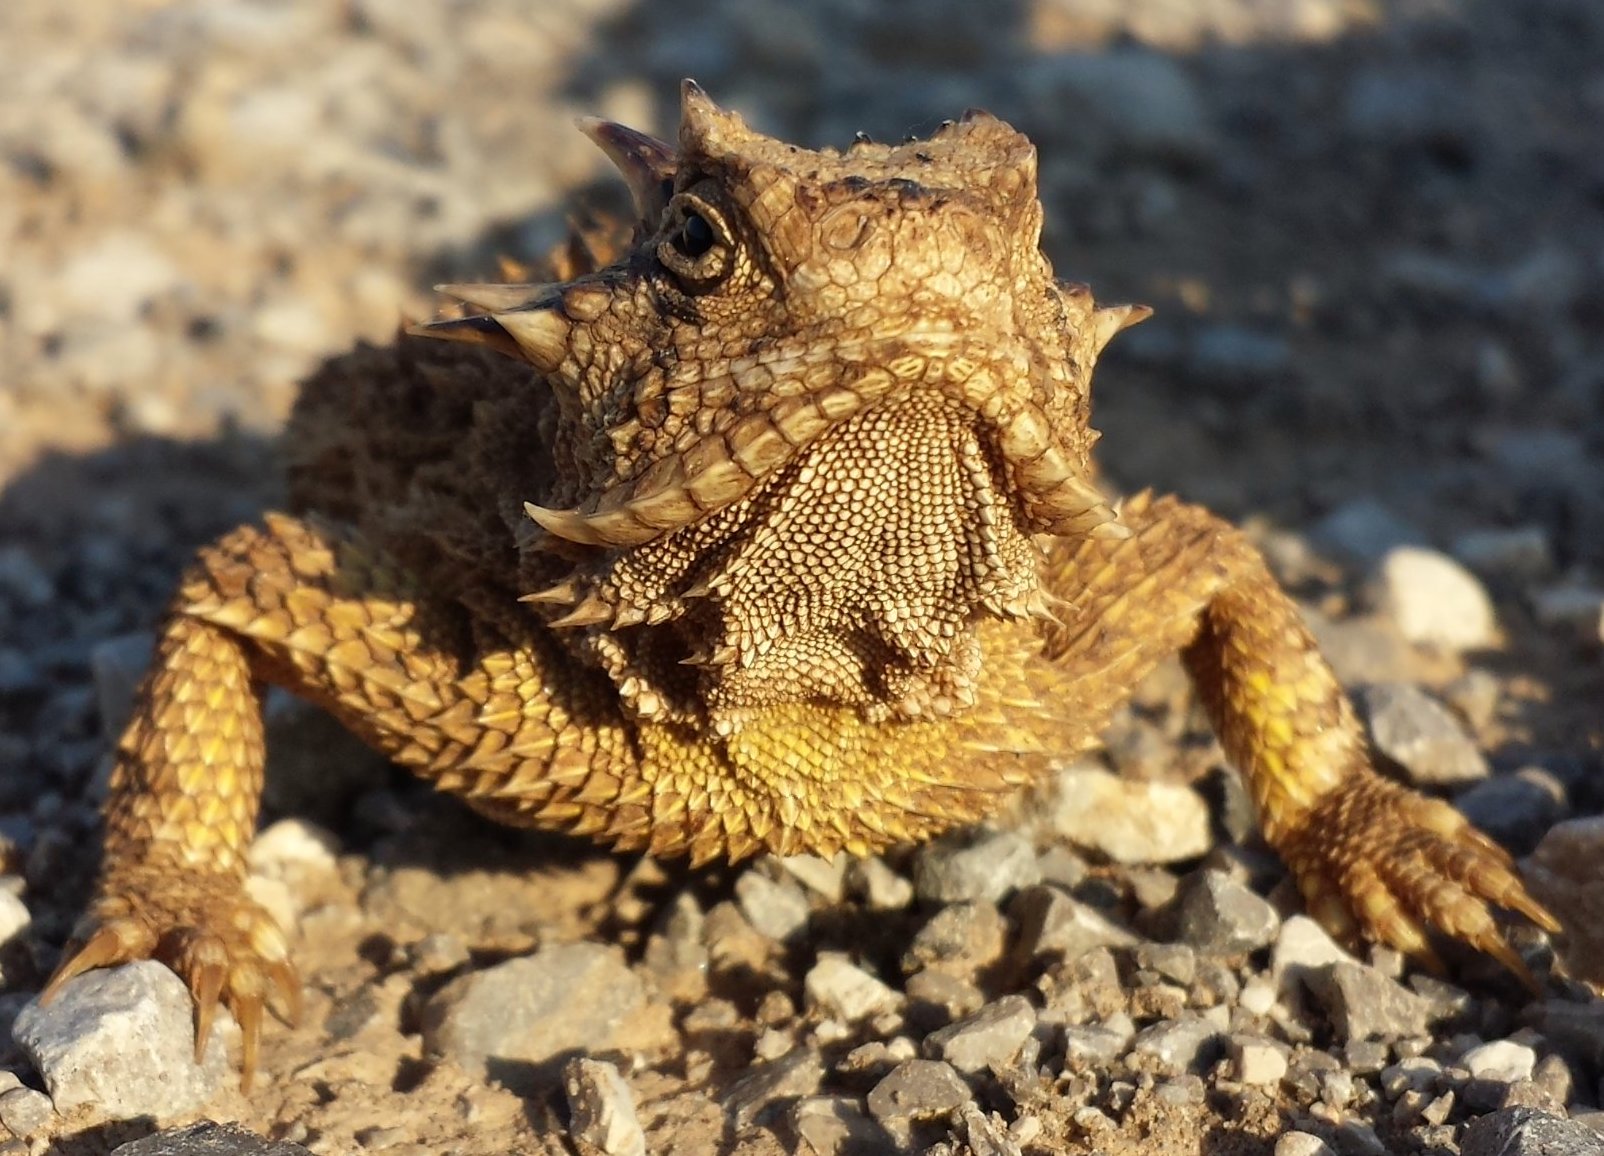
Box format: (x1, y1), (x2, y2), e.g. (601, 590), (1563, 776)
(1531, 585), (1604, 639)
(912, 829), (1040, 905)
(13, 961), (236, 1118)
(563, 1058), (644, 1156)
(1377, 547), (1497, 652)
(1461, 1108), (1604, 1156)
(790, 1096), (885, 1156)
(1358, 683), (1489, 786)
(866, 1058), (971, 1123)
(1454, 769), (1566, 852)
(420, 943), (645, 1090)
(804, 953), (902, 1022)
(1172, 870), (1280, 956)
(1271, 915), (1352, 986)
(1021, 49), (1214, 165)
(1061, 1018), (1134, 1068)
(845, 857), (914, 911)
(1275, 1134), (1336, 1156)
(1011, 885), (1135, 962)
(1311, 499), (1422, 564)
(924, 996), (1035, 1074)
(1452, 527), (1552, 583)
(902, 901), (1006, 977)
(1306, 961), (1435, 1043)
(0, 1087), (52, 1139)
(110, 1121), (314, 1155)
(735, 867), (811, 943)
(1190, 325), (1293, 384)
(956, 1104), (1023, 1156)
(88, 632), (155, 744)
(1345, 70), (1468, 148)
(1130, 1014), (1223, 1074)
(722, 1047), (823, 1130)
(1048, 766), (1211, 864)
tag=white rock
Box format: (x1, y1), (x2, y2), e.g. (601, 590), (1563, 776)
(1460, 1040), (1536, 1084)
(1049, 765), (1211, 864)
(804, 953), (901, 1022)
(1378, 547), (1497, 651)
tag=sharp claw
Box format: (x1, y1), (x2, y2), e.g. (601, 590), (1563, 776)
(267, 958), (303, 1028)
(40, 923), (145, 1005)
(192, 961), (226, 1063)
(235, 996), (263, 1093)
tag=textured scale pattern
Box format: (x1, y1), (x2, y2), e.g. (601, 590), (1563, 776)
(45, 83), (1559, 1087)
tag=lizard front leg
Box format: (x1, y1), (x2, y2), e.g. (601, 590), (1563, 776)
(43, 513), (637, 1085)
(1039, 492), (1558, 980)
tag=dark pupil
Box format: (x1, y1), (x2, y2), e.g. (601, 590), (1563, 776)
(678, 212), (716, 258)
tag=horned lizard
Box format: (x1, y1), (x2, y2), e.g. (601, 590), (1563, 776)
(45, 82), (1557, 1085)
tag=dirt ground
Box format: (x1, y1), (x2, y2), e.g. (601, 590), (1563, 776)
(2, 0), (1602, 1153)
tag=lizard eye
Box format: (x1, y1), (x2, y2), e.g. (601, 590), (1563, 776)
(674, 212), (716, 258)
(658, 196), (733, 288)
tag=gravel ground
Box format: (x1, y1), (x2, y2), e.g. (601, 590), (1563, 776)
(2, 1), (1604, 1153)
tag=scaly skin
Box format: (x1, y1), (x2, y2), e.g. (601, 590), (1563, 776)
(46, 83), (1558, 1087)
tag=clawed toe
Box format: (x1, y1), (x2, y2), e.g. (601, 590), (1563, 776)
(1287, 774), (1560, 988)
(39, 889), (301, 1090)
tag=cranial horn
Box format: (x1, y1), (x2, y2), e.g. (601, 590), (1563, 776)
(410, 293), (572, 376)
(407, 314), (525, 361)
(1089, 303), (1153, 357)
(575, 117), (678, 225)
(435, 281), (557, 312)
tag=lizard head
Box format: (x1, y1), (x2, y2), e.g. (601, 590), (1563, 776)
(416, 83), (1149, 726)
(418, 81), (1148, 550)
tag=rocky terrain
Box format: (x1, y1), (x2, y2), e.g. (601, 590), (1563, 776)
(1, 0), (1603, 1153)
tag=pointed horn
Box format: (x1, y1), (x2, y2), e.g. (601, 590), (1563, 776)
(575, 116), (677, 225)
(1089, 303), (1152, 356)
(435, 281), (558, 312)
(407, 314), (524, 360)
(492, 307), (571, 375)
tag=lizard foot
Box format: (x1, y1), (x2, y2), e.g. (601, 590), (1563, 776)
(41, 876), (301, 1090)
(1280, 773), (1561, 988)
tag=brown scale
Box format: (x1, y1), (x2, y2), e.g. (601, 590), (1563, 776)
(46, 82), (1559, 1088)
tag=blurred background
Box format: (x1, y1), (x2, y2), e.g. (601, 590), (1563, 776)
(0, 0), (1601, 811)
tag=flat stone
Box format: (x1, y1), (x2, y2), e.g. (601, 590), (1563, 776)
(722, 1047), (823, 1130)
(924, 996), (1035, 1074)
(1275, 1133), (1335, 1156)
(420, 943), (645, 1091)
(1048, 766), (1212, 864)
(1130, 1014), (1223, 1074)
(110, 1122), (314, 1155)
(1062, 1019), (1134, 1068)
(1358, 683), (1489, 786)
(1461, 1108), (1604, 1156)
(1305, 961), (1435, 1042)
(13, 961), (236, 1118)
(804, 953), (902, 1022)
(790, 1096), (885, 1156)
(1010, 885), (1135, 962)
(866, 1058), (971, 1123)
(901, 901), (1006, 977)
(912, 829), (1040, 905)
(1377, 547), (1497, 652)
(1172, 869), (1280, 956)
(563, 1058), (644, 1156)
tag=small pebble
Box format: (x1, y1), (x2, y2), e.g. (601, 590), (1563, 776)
(1461, 1039), (1537, 1084)
(804, 953), (901, 1022)
(1306, 961), (1435, 1043)
(109, 1121), (314, 1155)
(735, 868), (811, 943)
(924, 996), (1035, 1074)
(722, 1048), (824, 1130)
(1172, 869), (1281, 956)
(563, 1058), (645, 1156)
(0, 1087), (53, 1139)
(1048, 766), (1211, 864)
(866, 1058), (971, 1124)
